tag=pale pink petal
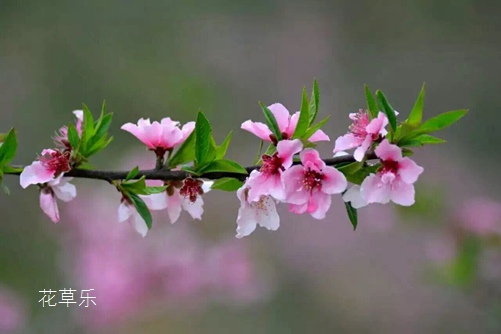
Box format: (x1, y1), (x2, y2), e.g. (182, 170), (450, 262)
(117, 202), (131, 223)
(267, 175), (286, 202)
(241, 120), (273, 141)
(282, 166), (308, 205)
(360, 174), (391, 204)
(366, 112), (388, 135)
(147, 121), (163, 147)
(268, 103), (291, 132)
(342, 185), (368, 209)
(309, 192), (331, 220)
(375, 139), (402, 161)
(247, 173), (284, 202)
(289, 203), (308, 214)
(333, 133), (362, 153)
(130, 210), (148, 237)
(255, 197), (279, 230)
(40, 191), (59, 223)
(182, 197), (204, 220)
(141, 192), (167, 210)
(398, 158), (424, 184)
(121, 122), (154, 149)
(180, 121), (196, 142)
(20, 161), (56, 188)
(300, 149), (323, 169)
(308, 129), (330, 142)
(201, 180), (213, 193)
(333, 151), (349, 157)
(287, 112), (300, 137)
(353, 136), (373, 162)
(390, 181), (415, 206)
(166, 192), (184, 224)
(52, 179), (77, 202)
(160, 126), (182, 149)
(321, 166), (347, 194)
(236, 205), (258, 238)
(276, 139), (303, 169)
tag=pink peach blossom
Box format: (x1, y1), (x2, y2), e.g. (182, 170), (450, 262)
(333, 110), (389, 161)
(282, 149), (347, 219)
(144, 180), (213, 224)
(241, 103), (329, 143)
(20, 149), (71, 188)
(39, 176), (77, 223)
(236, 174), (280, 238)
(457, 198), (501, 236)
(359, 139), (424, 206)
(54, 110), (84, 148)
(0, 285), (25, 334)
(121, 117), (195, 154)
(246, 139), (303, 202)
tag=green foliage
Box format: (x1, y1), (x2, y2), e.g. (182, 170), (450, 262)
(308, 79), (320, 125)
(125, 166), (140, 181)
(128, 193), (153, 229)
(72, 102), (114, 161)
(407, 83), (425, 126)
(198, 159), (247, 174)
(292, 87), (310, 139)
(168, 131), (196, 168)
(376, 90), (398, 132)
(211, 177), (243, 191)
(195, 111), (213, 166)
(302, 116), (330, 143)
(259, 102), (282, 141)
(364, 85), (379, 119)
(0, 128), (18, 194)
(344, 201), (358, 230)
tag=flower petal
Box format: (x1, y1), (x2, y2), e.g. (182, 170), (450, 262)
(398, 157), (424, 184)
(117, 202), (131, 223)
(40, 190), (59, 223)
(276, 139), (303, 169)
(20, 161), (56, 188)
(321, 166), (347, 194)
(390, 181), (416, 206)
(165, 191), (184, 224)
(236, 206), (258, 238)
(182, 196), (204, 220)
(342, 185), (368, 209)
(255, 197), (280, 230)
(268, 103), (291, 132)
(375, 139), (402, 161)
(308, 129), (330, 142)
(241, 120), (272, 141)
(141, 192), (167, 210)
(333, 133), (362, 153)
(360, 174), (391, 204)
(52, 178), (77, 202)
(309, 192), (331, 220)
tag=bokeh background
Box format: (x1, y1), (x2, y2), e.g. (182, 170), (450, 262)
(1, 1), (501, 333)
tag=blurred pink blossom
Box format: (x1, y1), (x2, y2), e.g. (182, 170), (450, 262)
(457, 198), (501, 236)
(0, 285), (25, 334)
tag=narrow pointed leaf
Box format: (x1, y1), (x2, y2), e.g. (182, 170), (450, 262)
(168, 130), (196, 168)
(195, 111), (212, 166)
(199, 159), (247, 174)
(259, 102), (282, 141)
(364, 84), (379, 119)
(125, 166), (140, 181)
(302, 115), (330, 141)
(293, 87), (310, 139)
(344, 201), (358, 230)
(407, 83), (425, 126)
(376, 90), (397, 132)
(0, 128), (17, 165)
(211, 177), (244, 191)
(308, 79), (320, 125)
(216, 131), (233, 160)
(129, 193), (153, 229)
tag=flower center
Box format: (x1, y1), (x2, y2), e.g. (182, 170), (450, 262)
(260, 153), (284, 175)
(380, 159), (399, 184)
(39, 150), (71, 176)
(349, 110), (370, 138)
(302, 168), (323, 192)
(179, 178), (204, 202)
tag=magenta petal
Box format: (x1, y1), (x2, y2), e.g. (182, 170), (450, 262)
(375, 139), (402, 161)
(268, 103), (291, 132)
(309, 129), (330, 142)
(20, 161), (56, 188)
(321, 166), (347, 194)
(40, 191), (59, 223)
(360, 174), (391, 204)
(390, 181), (415, 206)
(121, 122), (154, 149)
(333, 134), (362, 153)
(398, 157), (424, 184)
(241, 120), (273, 141)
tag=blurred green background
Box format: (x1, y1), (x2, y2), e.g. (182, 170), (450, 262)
(1, 1), (501, 333)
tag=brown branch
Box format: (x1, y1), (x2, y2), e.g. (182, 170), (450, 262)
(7, 152), (377, 182)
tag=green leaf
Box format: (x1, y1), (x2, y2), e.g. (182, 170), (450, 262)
(1, 183), (9, 195)
(302, 115), (330, 141)
(399, 134), (446, 147)
(128, 193), (153, 230)
(199, 159), (248, 174)
(81, 104), (95, 145)
(308, 79), (320, 125)
(399, 109), (468, 142)
(293, 87), (310, 139)
(259, 102), (282, 141)
(144, 186), (167, 195)
(181, 165), (199, 175)
(337, 162), (363, 175)
(0, 128), (17, 165)
(93, 113), (113, 141)
(121, 176), (148, 195)
(364, 84), (379, 119)
(85, 136), (113, 157)
(216, 131), (233, 160)
(125, 166), (140, 181)
(407, 83), (425, 126)
(253, 140), (264, 165)
(67, 124), (80, 149)
(211, 177), (243, 191)
(168, 130), (196, 168)
(344, 201), (358, 230)
(195, 111), (213, 166)
(402, 148), (414, 157)
(376, 90), (397, 132)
